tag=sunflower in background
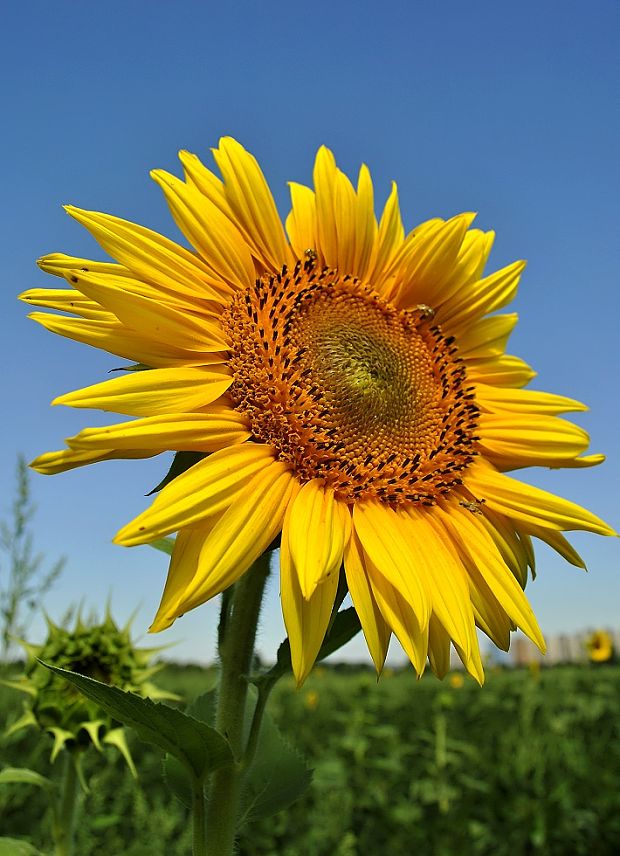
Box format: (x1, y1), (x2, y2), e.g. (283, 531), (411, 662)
(585, 630), (614, 663)
(22, 138), (614, 686)
(4, 610), (176, 770)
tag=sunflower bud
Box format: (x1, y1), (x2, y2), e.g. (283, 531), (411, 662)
(5, 608), (178, 771)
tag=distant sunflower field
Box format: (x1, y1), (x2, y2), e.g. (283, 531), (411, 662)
(2, 663), (619, 855)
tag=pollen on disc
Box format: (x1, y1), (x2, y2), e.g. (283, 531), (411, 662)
(221, 260), (479, 505)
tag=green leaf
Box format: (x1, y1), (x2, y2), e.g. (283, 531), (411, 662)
(147, 451), (205, 496)
(148, 537), (176, 556)
(239, 705), (312, 825)
(40, 664), (233, 783)
(0, 838), (44, 856)
(162, 754), (193, 809)
(0, 767), (54, 790)
(187, 688), (218, 724)
(162, 690), (218, 807)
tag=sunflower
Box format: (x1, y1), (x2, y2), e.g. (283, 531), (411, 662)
(23, 138), (614, 685)
(585, 629), (614, 663)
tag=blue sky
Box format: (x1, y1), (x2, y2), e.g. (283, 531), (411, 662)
(2, 1), (618, 665)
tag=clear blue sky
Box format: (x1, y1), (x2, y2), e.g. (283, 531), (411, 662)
(2, 0), (618, 664)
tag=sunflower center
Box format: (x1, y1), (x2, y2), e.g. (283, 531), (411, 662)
(222, 260), (479, 505)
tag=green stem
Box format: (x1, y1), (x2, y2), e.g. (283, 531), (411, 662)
(241, 677), (276, 772)
(204, 551), (272, 856)
(52, 752), (80, 856)
(191, 779), (207, 856)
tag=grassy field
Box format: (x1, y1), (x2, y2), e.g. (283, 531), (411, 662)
(2, 662), (619, 855)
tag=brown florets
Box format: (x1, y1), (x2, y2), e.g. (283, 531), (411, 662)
(222, 259), (479, 506)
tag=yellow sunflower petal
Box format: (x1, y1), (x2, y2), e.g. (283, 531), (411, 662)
(53, 366), (232, 417)
(281, 497), (340, 686)
(65, 206), (229, 302)
(285, 182), (318, 260)
(476, 507), (531, 587)
(478, 413), (591, 469)
(393, 213), (476, 308)
(66, 269), (227, 352)
(37, 252), (133, 279)
(312, 146), (339, 267)
(60, 268), (221, 317)
(475, 384), (588, 415)
(458, 313), (518, 358)
(453, 637), (485, 686)
(365, 562), (428, 676)
(439, 260), (525, 331)
(468, 574), (512, 651)
(287, 481), (351, 599)
(404, 507), (478, 660)
(20, 288), (112, 321)
(212, 137), (292, 270)
(343, 530), (391, 674)
(352, 163), (377, 279)
(150, 524), (217, 632)
(114, 443), (274, 546)
(28, 312), (224, 368)
(353, 501), (430, 630)
(164, 461), (296, 616)
(465, 464), (615, 535)
(437, 503), (546, 651)
(427, 615), (452, 679)
(367, 181), (405, 285)
(465, 355), (537, 388)
(151, 169), (255, 290)
(178, 150), (227, 209)
(67, 410), (250, 452)
(30, 447), (157, 475)
(517, 523), (586, 569)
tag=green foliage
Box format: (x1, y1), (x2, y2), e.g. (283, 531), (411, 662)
(0, 455), (65, 662)
(162, 688), (312, 823)
(239, 695), (312, 827)
(42, 665), (234, 783)
(0, 767), (54, 790)
(2, 664), (620, 855)
(7, 610), (177, 767)
(0, 838), (43, 855)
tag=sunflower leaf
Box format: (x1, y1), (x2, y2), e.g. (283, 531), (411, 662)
(39, 663), (234, 782)
(0, 767), (55, 790)
(0, 839), (44, 856)
(162, 754), (193, 808)
(238, 702), (312, 827)
(163, 689), (218, 808)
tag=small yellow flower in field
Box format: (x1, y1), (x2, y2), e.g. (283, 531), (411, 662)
(449, 673), (464, 689)
(304, 690), (319, 710)
(586, 630), (614, 663)
(24, 138), (615, 687)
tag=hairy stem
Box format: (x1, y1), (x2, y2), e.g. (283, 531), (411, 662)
(192, 779), (207, 856)
(203, 552), (271, 856)
(52, 752), (79, 856)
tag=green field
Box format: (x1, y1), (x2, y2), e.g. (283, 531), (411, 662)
(2, 663), (619, 855)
